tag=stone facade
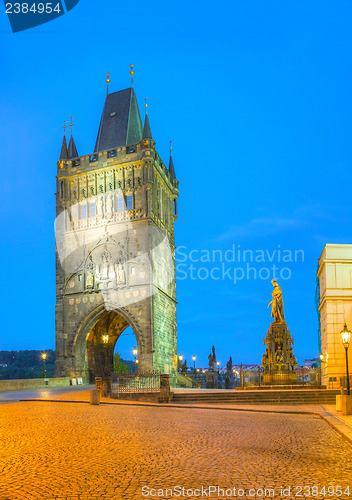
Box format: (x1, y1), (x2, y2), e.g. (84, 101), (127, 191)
(318, 244), (352, 388)
(55, 86), (179, 382)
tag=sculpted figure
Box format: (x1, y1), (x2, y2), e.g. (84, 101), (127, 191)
(268, 279), (285, 323)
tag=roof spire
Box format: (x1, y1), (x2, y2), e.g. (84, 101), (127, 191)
(169, 140), (176, 180)
(143, 98), (152, 140)
(129, 64), (134, 88)
(68, 117), (79, 159)
(59, 121), (68, 160)
(106, 73), (110, 95)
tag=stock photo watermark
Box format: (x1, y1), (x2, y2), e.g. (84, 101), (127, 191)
(176, 245), (304, 283)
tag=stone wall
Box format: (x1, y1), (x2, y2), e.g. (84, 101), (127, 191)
(0, 377), (71, 392)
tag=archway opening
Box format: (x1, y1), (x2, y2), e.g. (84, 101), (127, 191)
(86, 310), (137, 383)
(113, 326), (138, 375)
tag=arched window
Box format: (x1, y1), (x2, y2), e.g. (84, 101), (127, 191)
(60, 181), (64, 199)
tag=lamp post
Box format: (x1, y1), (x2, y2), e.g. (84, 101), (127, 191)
(340, 324), (351, 396)
(41, 353), (47, 379)
(192, 355), (196, 372)
(101, 334), (111, 396)
(217, 361), (220, 374)
(133, 346), (138, 363)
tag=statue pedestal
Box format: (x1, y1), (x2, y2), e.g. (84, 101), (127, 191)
(262, 321), (298, 386)
(206, 370), (218, 389)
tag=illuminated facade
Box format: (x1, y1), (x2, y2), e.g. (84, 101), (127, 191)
(317, 244), (352, 388)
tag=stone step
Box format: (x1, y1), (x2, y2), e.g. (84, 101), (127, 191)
(171, 390), (339, 405)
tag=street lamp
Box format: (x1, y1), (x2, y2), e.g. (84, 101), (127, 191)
(217, 361), (220, 373)
(340, 323), (351, 396)
(41, 353), (47, 378)
(178, 355), (183, 362)
(133, 346), (138, 363)
(102, 334), (109, 375)
(192, 355), (196, 372)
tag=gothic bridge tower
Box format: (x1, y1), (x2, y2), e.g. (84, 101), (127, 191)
(55, 76), (179, 382)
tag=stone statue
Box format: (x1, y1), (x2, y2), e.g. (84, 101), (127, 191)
(97, 195), (103, 218)
(106, 193), (113, 218)
(268, 279), (285, 323)
(208, 345), (216, 372)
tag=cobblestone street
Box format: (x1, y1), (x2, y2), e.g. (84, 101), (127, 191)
(0, 402), (352, 500)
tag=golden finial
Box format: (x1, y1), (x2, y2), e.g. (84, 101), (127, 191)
(130, 64), (134, 88)
(63, 120), (68, 135)
(145, 97), (149, 115)
(70, 117), (74, 135)
(169, 140), (173, 155)
(106, 73), (110, 95)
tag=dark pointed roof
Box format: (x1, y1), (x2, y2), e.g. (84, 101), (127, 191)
(169, 154), (176, 180)
(68, 134), (78, 159)
(143, 113), (152, 140)
(60, 134), (68, 160)
(94, 88), (143, 152)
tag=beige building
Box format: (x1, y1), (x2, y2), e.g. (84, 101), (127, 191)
(318, 244), (352, 388)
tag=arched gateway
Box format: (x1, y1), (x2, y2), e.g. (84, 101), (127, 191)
(55, 81), (179, 382)
(73, 304), (141, 382)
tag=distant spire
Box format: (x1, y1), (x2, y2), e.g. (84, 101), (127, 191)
(130, 64), (134, 88)
(169, 141), (176, 180)
(143, 98), (152, 140)
(106, 73), (110, 95)
(60, 121), (68, 160)
(68, 117), (78, 158)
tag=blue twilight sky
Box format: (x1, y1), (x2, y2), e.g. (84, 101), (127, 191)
(0, 0), (352, 366)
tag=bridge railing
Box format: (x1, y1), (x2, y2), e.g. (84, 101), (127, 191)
(113, 372), (161, 393)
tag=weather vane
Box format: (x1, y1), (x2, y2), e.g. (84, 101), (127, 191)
(70, 117), (74, 135)
(106, 73), (110, 94)
(130, 64), (134, 88)
(145, 97), (149, 115)
(63, 120), (68, 135)
(169, 140), (173, 154)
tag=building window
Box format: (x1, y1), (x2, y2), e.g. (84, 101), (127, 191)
(131, 266), (135, 275)
(78, 274), (82, 282)
(174, 199), (177, 215)
(60, 181), (64, 199)
(107, 149), (117, 158)
(89, 154), (98, 162)
(73, 159), (80, 167)
(90, 202), (96, 217)
(126, 146), (136, 154)
(81, 205), (87, 219)
(117, 197), (124, 212)
(127, 195), (133, 210)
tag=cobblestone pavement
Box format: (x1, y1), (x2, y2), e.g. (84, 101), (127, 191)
(0, 402), (351, 500)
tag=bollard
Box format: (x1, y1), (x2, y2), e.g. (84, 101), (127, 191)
(90, 389), (100, 405)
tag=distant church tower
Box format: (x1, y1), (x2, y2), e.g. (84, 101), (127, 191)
(55, 71), (179, 381)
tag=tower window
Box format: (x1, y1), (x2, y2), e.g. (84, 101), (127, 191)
(126, 146), (136, 154)
(107, 149), (117, 158)
(127, 195), (133, 210)
(60, 181), (64, 199)
(89, 154), (98, 162)
(73, 159), (80, 167)
(131, 266), (136, 275)
(78, 274), (82, 282)
(117, 197), (124, 212)
(110, 112), (116, 117)
(81, 205), (87, 219)
(90, 202), (96, 217)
